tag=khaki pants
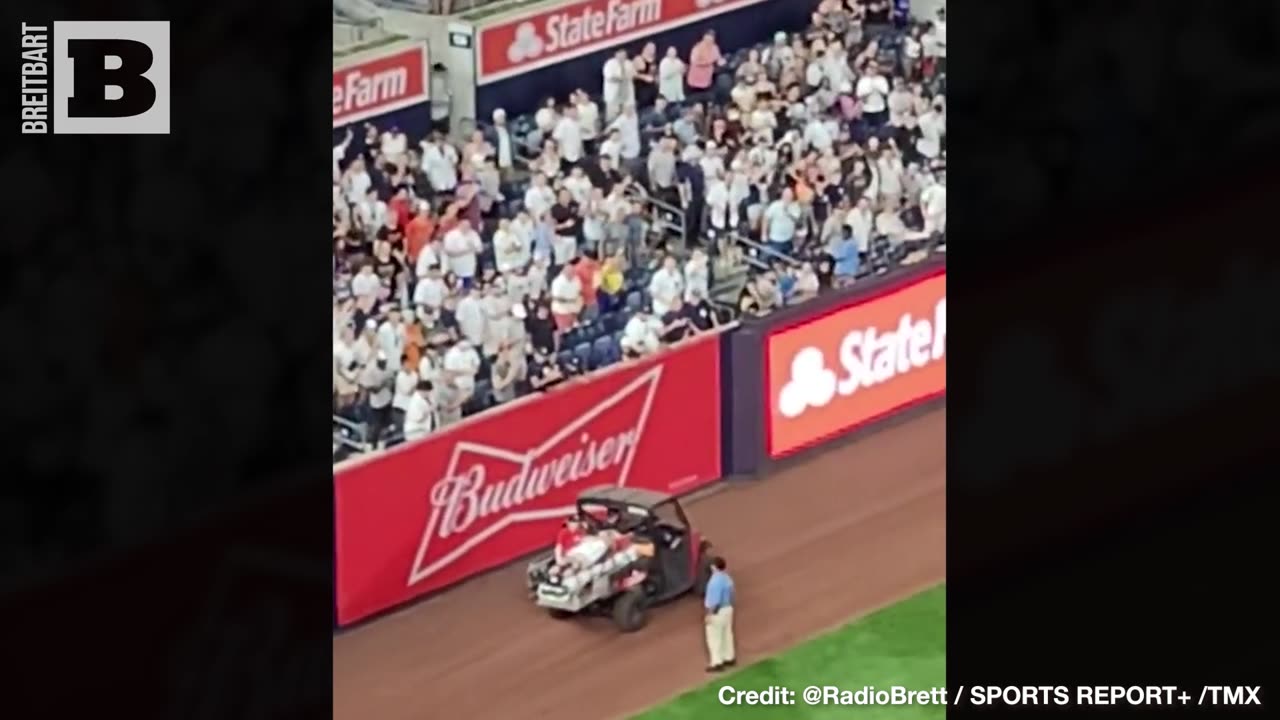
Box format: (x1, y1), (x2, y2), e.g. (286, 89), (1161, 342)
(704, 606), (736, 666)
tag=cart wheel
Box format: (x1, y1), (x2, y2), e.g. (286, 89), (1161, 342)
(612, 588), (648, 632)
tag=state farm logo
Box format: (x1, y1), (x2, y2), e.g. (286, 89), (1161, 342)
(332, 45), (429, 127)
(778, 298), (947, 419)
(408, 366), (663, 585)
(502, 0), (663, 67)
(507, 22), (545, 63)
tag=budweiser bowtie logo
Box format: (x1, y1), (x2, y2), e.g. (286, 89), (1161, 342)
(408, 366), (663, 586)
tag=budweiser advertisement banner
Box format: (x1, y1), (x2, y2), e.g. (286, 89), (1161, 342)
(333, 333), (723, 626)
(765, 268), (947, 458)
(332, 43), (430, 128)
(477, 0), (769, 84)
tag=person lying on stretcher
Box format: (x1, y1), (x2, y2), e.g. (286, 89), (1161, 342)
(551, 515), (632, 577)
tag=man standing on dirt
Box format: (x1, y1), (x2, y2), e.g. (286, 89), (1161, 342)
(703, 556), (736, 672)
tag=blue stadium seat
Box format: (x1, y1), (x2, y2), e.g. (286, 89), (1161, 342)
(573, 342), (593, 369)
(625, 291), (643, 311)
(557, 350), (574, 368)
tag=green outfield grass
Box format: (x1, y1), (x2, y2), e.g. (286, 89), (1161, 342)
(631, 585), (946, 720)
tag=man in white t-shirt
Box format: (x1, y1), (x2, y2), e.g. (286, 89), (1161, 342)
(608, 104), (641, 161)
(844, 196), (875, 253)
(856, 61), (890, 127)
(647, 255), (684, 316)
(620, 309), (663, 358)
(492, 218), (530, 274)
(762, 188), (802, 255)
(442, 219), (483, 286)
(413, 263), (448, 310)
(549, 262), (584, 331)
(523, 174), (556, 220)
(553, 106), (585, 166)
(402, 381), (436, 442)
(916, 97), (946, 160)
(574, 90), (600, 150)
(602, 49), (633, 122)
(491, 108), (515, 176)
(454, 284), (487, 347)
(562, 165), (594, 206)
(443, 338), (482, 394)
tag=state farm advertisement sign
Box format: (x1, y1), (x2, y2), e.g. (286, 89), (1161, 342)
(766, 268), (947, 458)
(333, 43), (430, 128)
(333, 333), (723, 625)
(478, 0), (766, 84)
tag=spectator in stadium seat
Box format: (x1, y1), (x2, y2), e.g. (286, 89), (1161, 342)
(845, 195), (874, 254)
(789, 262), (821, 303)
(621, 308), (664, 358)
(524, 301), (557, 356)
(524, 173), (555, 220)
(527, 345), (565, 392)
(420, 133), (458, 194)
(490, 341), (527, 405)
(377, 306), (406, 363)
(404, 201), (435, 265)
(647, 137), (679, 207)
(350, 261), (381, 302)
(830, 223), (861, 284)
(658, 46), (686, 103)
(493, 218), (528, 275)
(549, 263), (584, 331)
(403, 380), (436, 442)
(633, 42), (659, 109)
(488, 108), (515, 177)
(648, 255), (685, 317)
(359, 351), (396, 444)
(391, 352), (419, 434)
(915, 95), (946, 161)
(442, 218), (483, 289)
(687, 31), (724, 95)
(660, 299), (694, 343)
(454, 285), (486, 348)
(608, 104), (642, 168)
(683, 248), (710, 303)
(481, 283), (514, 357)
(856, 61), (891, 127)
(413, 263), (447, 311)
(683, 286), (720, 332)
(602, 48), (634, 123)
(572, 90), (601, 155)
(554, 105), (585, 169)
(442, 338), (481, 396)
(550, 189), (582, 267)
(597, 251), (626, 313)
(763, 188), (802, 256)
(563, 165), (594, 205)
(575, 251), (602, 318)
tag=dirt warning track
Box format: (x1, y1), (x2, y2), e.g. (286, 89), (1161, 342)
(333, 407), (946, 720)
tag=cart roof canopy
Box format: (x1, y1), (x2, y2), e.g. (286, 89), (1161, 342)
(577, 486), (672, 509)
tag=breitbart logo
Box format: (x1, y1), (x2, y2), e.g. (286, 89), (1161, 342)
(20, 20), (171, 135)
(766, 271), (947, 457)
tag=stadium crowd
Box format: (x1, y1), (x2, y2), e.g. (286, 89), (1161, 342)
(332, 0), (947, 459)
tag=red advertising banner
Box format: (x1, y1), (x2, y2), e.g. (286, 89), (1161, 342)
(765, 269), (947, 458)
(332, 44), (430, 128)
(477, 0), (767, 84)
(333, 333), (723, 626)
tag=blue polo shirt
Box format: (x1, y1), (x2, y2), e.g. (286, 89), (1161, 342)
(704, 570), (735, 611)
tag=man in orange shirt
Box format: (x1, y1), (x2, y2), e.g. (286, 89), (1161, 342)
(573, 251), (602, 319)
(404, 202), (436, 265)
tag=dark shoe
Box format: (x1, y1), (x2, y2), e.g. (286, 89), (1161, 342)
(706, 664), (724, 673)
(723, 659), (737, 668)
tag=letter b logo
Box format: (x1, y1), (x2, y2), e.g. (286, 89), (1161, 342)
(53, 21), (170, 134)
